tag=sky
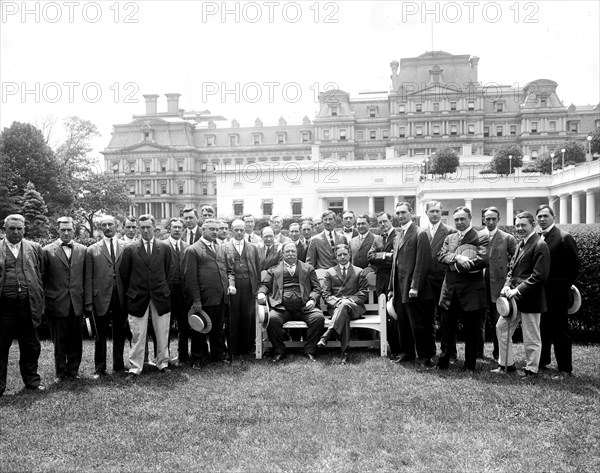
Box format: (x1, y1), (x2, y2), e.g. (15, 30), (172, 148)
(1, 0), (599, 166)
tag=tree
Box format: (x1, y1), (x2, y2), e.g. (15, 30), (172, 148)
(78, 173), (132, 233)
(55, 116), (101, 178)
(551, 140), (586, 169)
(533, 152), (556, 175)
(489, 144), (523, 176)
(21, 182), (49, 239)
(429, 148), (460, 177)
(0, 122), (70, 215)
(590, 127), (600, 155)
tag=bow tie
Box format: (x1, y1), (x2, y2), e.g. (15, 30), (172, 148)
(61, 242), (73, 248)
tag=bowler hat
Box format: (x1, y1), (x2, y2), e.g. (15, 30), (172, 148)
(568, 285), (582, 314)
(386, 296), (398, 320)
(496, 296), (517, 318)
(188, 307), (212, 334)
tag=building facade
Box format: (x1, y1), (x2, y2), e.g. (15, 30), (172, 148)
(102, 51), (600, 224)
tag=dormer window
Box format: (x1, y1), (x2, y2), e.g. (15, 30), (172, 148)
(540, 97), (547, 107)
(206, 135), (215, 147)
(495, 102), (504, 112)
(229, 134), (238, 146)
(253, 133), (262, 145)
(330, 105), (338, 117)
(277, 132), (287, 144)
(368, 106), (377, 118)
(301, 131), (311, 143)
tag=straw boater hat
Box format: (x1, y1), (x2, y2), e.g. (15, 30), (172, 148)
(386, 296), (398, 320)
(568, 285), (582, 314)
(187, 307), (212, 334)
(496, 296), (518, 318)
(256, 299), (270, 328)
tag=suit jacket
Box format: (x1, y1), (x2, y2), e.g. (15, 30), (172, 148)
(367, 229), (398, 296)
(438, 227), (488, 311)
(0, 239), (44, 327)
(306, 231), (348, 270)
(245, 232), (263, 244)
(182, 227), (202, 246)
(543, 226), (580, 288)
(274, 233), (291, 245)
(427, 223), (457, 281)
(225, 240), (261, 295)
(506, 232), (550, 313)
(183, 240), (235, 307)
(42, 240), (86, 318)
(85, 238), (126, 316)
(257, 260), (321, 311)
(166, 240), (188, 288)
(478, 229), (517, 302)
(349, 231), (375, 269)
(257, 242), (283, 272)
(119, 239), (172, 317)
(389, 223), (433, 303)
(293, 240), (308, 263)
(341, 227), (359, 240)
(322, 264), (368, 317)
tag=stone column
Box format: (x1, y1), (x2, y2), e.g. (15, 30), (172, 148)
(559, 194), (569, 224)
(571, 192), (582, 224)
(465, 198), (473, 210)
(586, 190), (597, 224)
(368, 196), (375, 215)
(506, 197), (514, 223)
(343, 197), (349, 211)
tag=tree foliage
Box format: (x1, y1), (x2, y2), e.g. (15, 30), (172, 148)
(429, 148), (460, 177)
(21, 182), (50, 239)
(590, 127), (600, 155)
(489, 144), (523, 175)
(78, 173), (132, 233)
(551, 140), (586, 169)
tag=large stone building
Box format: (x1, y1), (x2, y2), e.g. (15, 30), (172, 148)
(103, 51), (600, 224)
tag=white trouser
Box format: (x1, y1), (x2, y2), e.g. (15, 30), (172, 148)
(128, 300), (171, 374)
(496, 311), (541, 373)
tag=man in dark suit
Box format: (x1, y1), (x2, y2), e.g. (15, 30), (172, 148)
(349, 214), (375, 270)
(0, 214), (45, 395)
(368, 212), (401, 357)
(389, 203), (436, 367)
(536, 204), (580, 379)
(257, 242), (325, 362)
(306, 211), (348, 270)
(42, 217), (86, 382)
(494, 211), (550, 378)
(424, 200), (457, 361)
(120, 214), (173, 378)
(257, 226), (283, 272)
(270, 215), (291, 245)
(301, 220), (313, 246)
(478, 207), (517, 360)
(183, 219), (236, 367)
(85, 215), (128, 378)
(225, 220), (261, 357)
(341, 210), (359, 240)
(165, 217), (188, 366)
(319, 244), (369, 363)
(182, 208), (202, 246)
(243, 214), (262, 244)
(122, 215), (138, 244)
(436, 206), (488, 371)
(288, 223), (307, 262)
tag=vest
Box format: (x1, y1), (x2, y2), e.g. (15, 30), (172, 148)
(282, 267), (300, 293)
(2, 247), (28, 298)
(233, 245), (250, 279)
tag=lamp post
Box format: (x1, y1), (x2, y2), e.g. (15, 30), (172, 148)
(508, 154), (512, 175)
(425, 156), (430, 175)
(561, 148), (566, 170)
(550, 152), (555, 174)
(587, 134), (592, 159)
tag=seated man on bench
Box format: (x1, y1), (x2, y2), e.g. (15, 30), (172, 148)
(318, 244), (369, 364)
(257, 243), (325, 362)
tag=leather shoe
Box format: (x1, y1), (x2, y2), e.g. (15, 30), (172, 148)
(159, 367), (171, 374)
(491, 364), (516, 374)
(272, 353), (286, 363)
(191, 362), (203, 370)
(305, 353), (317, 362)
(519, 369), (536, 379)
(420, 358), (435, 368)
(27, 385), (46, 392)
(169, 360), (181, 368)
(436, 357), (449, 370)
(394, 354), (416, 364)
(552, 371), (572, 381)
(340, 352), (349, 365)
(125, 373), (138, 381)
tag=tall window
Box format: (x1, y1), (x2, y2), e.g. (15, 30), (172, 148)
(496, 125), (503, 137)
(416, 103), (423, 113)
(262, 201), (273, 216)
(291, 199), (302, 216)
(233, 201), (244, 216)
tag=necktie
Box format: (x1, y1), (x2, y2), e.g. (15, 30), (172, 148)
(248, 234), (252, 243)
(189, 231), (194, 245)
(146, 240), (151, 258)
(329, 231), (335, 248)
(342, 266), (346, 280)
(399, 229), (405, 240)
(427, 228), (433, 243)
(109, 238), (115, 264)
(175, 241), (180, 257)
(382, 233), (388, 245)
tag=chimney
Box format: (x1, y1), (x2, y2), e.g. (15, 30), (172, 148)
(165, 93), (181, 114)
(469, 56), (480, 82)
(143, 94), (159, 115)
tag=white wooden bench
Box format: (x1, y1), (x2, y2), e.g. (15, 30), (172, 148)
(255, 270), (388, 358)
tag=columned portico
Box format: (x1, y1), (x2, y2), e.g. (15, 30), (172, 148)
(506, 197), (514, 223)
(559, 194), (569, 224)
(571, 192), (583, 224)
(586, 189), (597, 224)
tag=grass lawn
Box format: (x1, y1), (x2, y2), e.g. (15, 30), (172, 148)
(1, 340), (599, 472)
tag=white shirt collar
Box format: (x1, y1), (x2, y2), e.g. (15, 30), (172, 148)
(168, 237), (181, 247)
(429, 221), (441, 233)
(542, 224), (555, 234)
(400, 221), (412, 232)
(5, 240), (21, 251)
(200, 236), (214, 248)
(522, 231), (536, 245)
(460, 226), (473, 237)
(488, 228), (498, 238)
